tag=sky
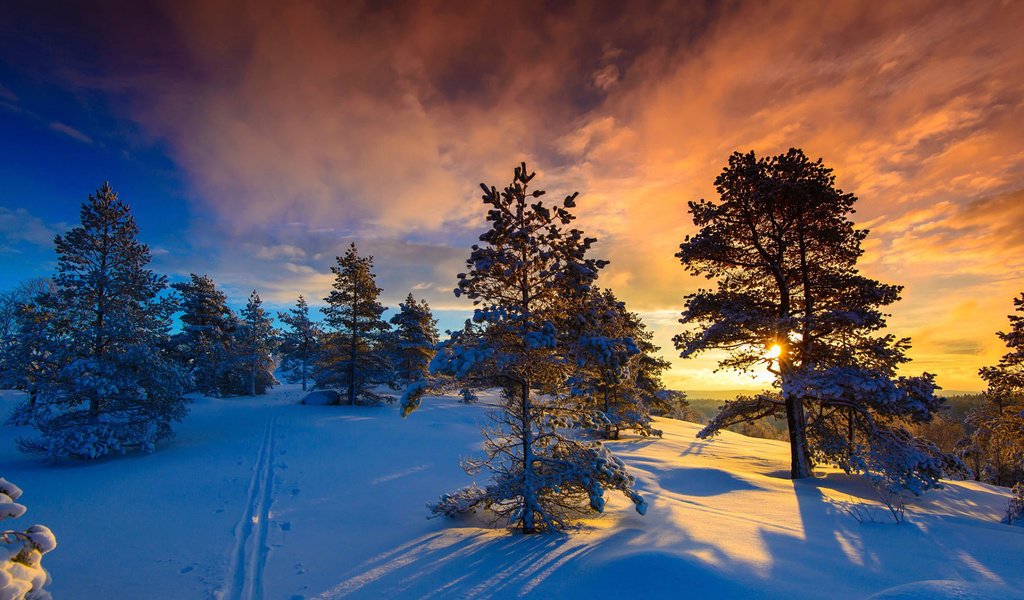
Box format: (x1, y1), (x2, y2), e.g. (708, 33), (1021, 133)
(1, 0), (1022, 393)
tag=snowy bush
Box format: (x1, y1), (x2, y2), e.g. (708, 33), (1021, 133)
(0, 478), (55, 600)
(1005, 483), (1024, 526)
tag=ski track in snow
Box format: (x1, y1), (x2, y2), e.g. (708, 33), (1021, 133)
(220, 409), (278, 600)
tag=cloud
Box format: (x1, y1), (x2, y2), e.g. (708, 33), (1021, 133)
(0, 207), (61, 251)
(17, 0), (1024, 391)
(47, 121), (93, 144)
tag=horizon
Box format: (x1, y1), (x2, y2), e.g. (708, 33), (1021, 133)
(2, 1), (1023, 393)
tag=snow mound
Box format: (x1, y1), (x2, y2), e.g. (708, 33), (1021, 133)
(300, 390), (340, 405)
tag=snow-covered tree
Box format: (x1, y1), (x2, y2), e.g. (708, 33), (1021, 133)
(229, 291), (278, 396)
(0, 294), (63, 403)
(9, 183), (189, 459)
(959, 293), (1024, 488)
(404, 163), (646, 533)
(389, 293), (438, 385)
(0, 280), (57, 388)
(316, 243), (393, 405)
(171, 274), (236, 396)
(1006, 483), (1024, 527)
(277, 295), (320, 391)
(570, 289), (667, 439)
(676, 149), (958, 493)
(1, 477), (56, 600)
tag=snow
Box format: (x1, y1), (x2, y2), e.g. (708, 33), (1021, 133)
(1, 386), (1021, 599)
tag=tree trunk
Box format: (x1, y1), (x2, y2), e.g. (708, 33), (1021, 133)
(604, 388), (612, 440)
(784, 392), (812, 478)
(520, 379), (536, 534)
(250, 358), (256, 396)
(348, 336), (356, 405)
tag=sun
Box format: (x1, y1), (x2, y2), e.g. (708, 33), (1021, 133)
(766, 344), (782, 359)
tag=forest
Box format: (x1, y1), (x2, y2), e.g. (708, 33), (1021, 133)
(1, 152), (1022, 598)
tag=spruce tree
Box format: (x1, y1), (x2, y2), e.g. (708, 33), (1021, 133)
(960, 293), (1024, 487)
(677, 149), (959, 492)
(404, 163), (646, 533)
(317, 242), (392, 405)
(389, 293), (438, 385)
(571, 289), (668, 439)
(0, 279), (56, 384)
(1, 293), (63, 406)
(171, 274), (235, 396)
(231, 290), (277, 396)
(277, 295), (320, 391)
(10, 183), (188, 458)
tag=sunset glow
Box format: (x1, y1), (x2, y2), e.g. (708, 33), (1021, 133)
(2, 1), (1023, 393)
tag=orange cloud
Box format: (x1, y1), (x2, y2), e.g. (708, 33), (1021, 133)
(36, 0), (1024, 392)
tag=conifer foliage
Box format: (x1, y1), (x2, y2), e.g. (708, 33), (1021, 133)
(960, 293), (1024, 489)
(570, 289), (669, 439)
(277, 295), (320, 391)
(405, 163), (646, 533)
(676, 150), (958, 493)
(171, 274), (236, 396)
(0, 279), (56, 388)
(232, 291), (278, 396)
(9, 183), (189, 459)
(317, 243), (393, 405)
(389, 293), (438, 385)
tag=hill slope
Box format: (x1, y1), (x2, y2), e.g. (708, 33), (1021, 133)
(1, 387), (1021, 599)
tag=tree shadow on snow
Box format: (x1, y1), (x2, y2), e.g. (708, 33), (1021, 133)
(309, 521), (754, 599)
(756, 474), (1023, 599)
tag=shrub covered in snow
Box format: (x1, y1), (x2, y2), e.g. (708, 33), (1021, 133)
(1005, 483), (1024, 527)
(0, 478), (55, 600)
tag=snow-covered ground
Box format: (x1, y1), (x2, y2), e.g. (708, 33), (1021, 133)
(1, 386), (1021, 599)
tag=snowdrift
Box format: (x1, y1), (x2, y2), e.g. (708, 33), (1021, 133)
(1, 386), (1020, 599)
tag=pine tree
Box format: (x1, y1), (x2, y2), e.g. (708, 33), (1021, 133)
(0, 279), (56, 385)
(1, 477), (56, 599)
(570, 289), (670, 439)
(676, 150), (959, 493)
(277, 295), (320, 391)
(1, 294), (64, 405)
(10, 183), (189, 459)
(960, 293), (1024, 487)
(389, 293), (438, 385)
(171, 274), (236, 396)
(231, 290), (278, 396)
(317, 242), (393, 405)
(404, 163), (646, 533)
